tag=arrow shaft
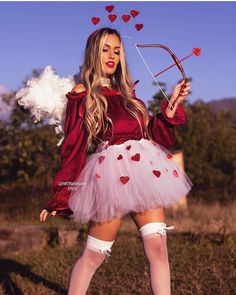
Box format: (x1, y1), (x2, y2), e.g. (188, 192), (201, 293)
(154, 53), (193, 77)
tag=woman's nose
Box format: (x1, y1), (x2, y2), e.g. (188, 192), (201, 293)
(108, 50), (115, 59)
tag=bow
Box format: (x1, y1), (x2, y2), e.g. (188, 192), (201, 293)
(135, 43), (189, 110)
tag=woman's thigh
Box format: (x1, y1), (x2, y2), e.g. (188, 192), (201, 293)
(130, 208), (165, 230)
(88, 217), (122, 241)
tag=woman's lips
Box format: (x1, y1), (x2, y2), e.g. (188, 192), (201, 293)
(106, 61), (115, 68)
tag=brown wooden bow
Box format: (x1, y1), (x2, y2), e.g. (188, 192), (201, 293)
(135, 43), (189, 110)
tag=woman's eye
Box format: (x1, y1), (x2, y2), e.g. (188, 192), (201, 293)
(102, 49), (120, 55)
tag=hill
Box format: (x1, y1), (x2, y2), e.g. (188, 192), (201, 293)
(206, 97), (236, 112)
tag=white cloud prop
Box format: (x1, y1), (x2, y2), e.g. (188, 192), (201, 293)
(16, 65), (75, 146)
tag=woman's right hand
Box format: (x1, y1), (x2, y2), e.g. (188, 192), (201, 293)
(40, 209), (57, 222)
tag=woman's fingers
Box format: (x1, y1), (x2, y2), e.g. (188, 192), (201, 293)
(40, 209), (48, 222)
(171, 79), (190, 105)
(179, 80), (190, 97)
(51, 211), (57, 217)
(176, 80), (190, 91)
(179, 87), (189, 94)
(39, 209), (57, 222)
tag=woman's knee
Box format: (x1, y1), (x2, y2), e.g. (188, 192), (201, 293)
(79, 246), (107, 269)
(85, 234), (115, 261)
(84, 217), (122, 262)
(88, 217), (122, 241)
(130, 208), (174, 239)
(143, 234), (169, 260)
(129, 209), (174, 262)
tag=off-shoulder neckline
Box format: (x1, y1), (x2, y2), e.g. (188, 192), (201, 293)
(66, 86), (121, 99)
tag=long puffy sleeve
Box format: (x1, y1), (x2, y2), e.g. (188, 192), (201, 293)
(43, 92), (89, 217)
(148, 99), (186, 149)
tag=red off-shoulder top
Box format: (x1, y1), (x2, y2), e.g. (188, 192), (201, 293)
(43, 86), (186, 217)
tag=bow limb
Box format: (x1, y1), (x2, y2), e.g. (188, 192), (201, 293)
(135, 43), (188, 110)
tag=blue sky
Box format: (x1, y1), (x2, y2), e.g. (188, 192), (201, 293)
(0, 1), (236, 106)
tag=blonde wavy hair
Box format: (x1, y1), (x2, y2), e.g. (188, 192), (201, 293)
(79, 27), (154, 153)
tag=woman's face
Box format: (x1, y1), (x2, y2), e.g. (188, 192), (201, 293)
(101, 34), (121, 77)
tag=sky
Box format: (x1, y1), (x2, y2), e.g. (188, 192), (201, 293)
(0, 0), (236, 116)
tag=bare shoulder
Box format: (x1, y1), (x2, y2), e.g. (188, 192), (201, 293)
(71, 83), (86, 93)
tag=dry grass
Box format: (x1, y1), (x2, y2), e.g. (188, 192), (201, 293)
(0, 199), (235, 294)
(0, 198), (235, 235)
(166, 199), (236, 235)
(0, 231), (235, 295)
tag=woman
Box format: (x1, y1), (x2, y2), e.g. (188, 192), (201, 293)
(40, 27), (192, 295)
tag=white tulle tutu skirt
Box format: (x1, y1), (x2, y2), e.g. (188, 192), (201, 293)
(68, 138), (193, 224)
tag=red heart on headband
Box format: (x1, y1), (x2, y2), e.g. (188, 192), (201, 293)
(92, 17), (100, 25)
(105, 5), (114, 13)
(193, 48), (201, 56)
(135, 23), (144, 31)
(108, 14), (117, 22)
(122, 14), (131, 23)
(131, 9), (139, 17)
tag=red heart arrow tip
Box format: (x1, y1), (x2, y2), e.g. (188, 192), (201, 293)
(193, 48), (201, 56)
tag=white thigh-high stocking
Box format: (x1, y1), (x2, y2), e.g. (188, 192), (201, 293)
(68, 235), (115, 295)
(139, 222), (174, 295)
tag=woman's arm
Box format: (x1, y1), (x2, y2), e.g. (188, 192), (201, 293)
(148, 99), (186, 149)
(148, 80), (190, 149)
(134, 80), (190, 150)
(41, 87), (89, 219)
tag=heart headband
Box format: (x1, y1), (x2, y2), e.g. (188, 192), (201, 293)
(91, 5), (144, 35)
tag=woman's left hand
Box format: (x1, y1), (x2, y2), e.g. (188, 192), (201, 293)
(165, 79), (190, 118)
(170, 79), (191, 105)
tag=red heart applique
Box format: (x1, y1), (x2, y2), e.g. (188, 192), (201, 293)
(95, 173), (101, 179)
(117, 154), (123, 160)
(120, 176), (130, 184)
(122, 14), (131, 23)
(173, 170), (178, 177)
(193, 48), (201, 56)
(152, 170), (161, 177)
(105, 5), (114, 13)
(167, 153), (173, 159)
(135, 23), (144, 31)
(131, 9), (139, 17)
(91, 17), (100, 25)
(108, 14), (117, 22)
(98, 155), (105, 164)
(126, 145), (131, 150)
(131, 153), (140, 161)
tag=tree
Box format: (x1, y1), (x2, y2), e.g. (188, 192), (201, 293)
(147, 80), (236, 203)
